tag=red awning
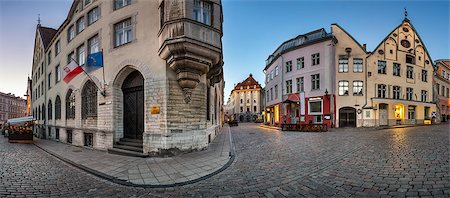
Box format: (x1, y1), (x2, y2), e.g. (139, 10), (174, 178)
(282, 93), (300, 103)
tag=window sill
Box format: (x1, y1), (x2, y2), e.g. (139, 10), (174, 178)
(113, 40), (134, 49)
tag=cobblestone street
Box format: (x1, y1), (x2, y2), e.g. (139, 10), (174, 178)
(1, 123), (449, 197)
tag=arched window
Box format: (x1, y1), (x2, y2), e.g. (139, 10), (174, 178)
(42, 104), (45, 120)
(82, 80), (98, 119)
(66, 89), (75, 119)
(48, 100), (52, 120)
(55, 96), (61, 120)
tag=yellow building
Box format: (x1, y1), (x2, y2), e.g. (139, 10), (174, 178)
(333, 17), (436, 127)
(365, 18), (436, 126)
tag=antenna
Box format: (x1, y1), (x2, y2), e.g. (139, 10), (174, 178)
(37, 14), (41, 25)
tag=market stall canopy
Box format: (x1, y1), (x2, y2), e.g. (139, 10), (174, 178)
(6, 116), (34, 126)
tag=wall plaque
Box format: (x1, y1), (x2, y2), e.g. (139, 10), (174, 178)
(151, 106), (160, 114)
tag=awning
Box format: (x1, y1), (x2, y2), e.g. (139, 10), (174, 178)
(283, 93), (300, 103)
(6, 116), (34, 125)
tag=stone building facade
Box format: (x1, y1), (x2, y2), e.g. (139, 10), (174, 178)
(227, 74), (262, 122)
(434, 59), (450, 122)
(0, 92), (27, 125)
(31, 0), (224, 156)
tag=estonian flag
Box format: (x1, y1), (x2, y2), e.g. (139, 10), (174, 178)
(85, 51), (104, 73)
(62, 61), (83, 83)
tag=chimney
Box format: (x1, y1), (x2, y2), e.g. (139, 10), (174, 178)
(362, 44), (367, 51)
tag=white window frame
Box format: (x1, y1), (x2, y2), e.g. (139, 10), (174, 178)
(114, 0), (131, 10)
(312, 53), (320, 66)
(393, 63), (401, 76)
(193, 0), (211, 25)
(114, 18), (133, 47)
(338, 58), (348, 73)
(297, 77), (304, 93)
(308, 100), (323, 115)
(88, 34), (99, 54)
(353, 58), (363, 73)
(285, 61), (292, 72)
(77, 45), (86, 65)
(311, 74), (320, 90)
(353, 81), (363, 96)
(88, 7), (100, 25)
(378, 60), (386, 74)
(393, 86), (401, 99)
(406, 87), (413, 100)
(76, 17), (85, 33)
(286, 80), (292, 94)
(68, 25), (75, 41)
(338, 80), (349, 96)
(407, 66), (414, 79)
(297, 57), (304, 69)
(55, 65), (61, 82)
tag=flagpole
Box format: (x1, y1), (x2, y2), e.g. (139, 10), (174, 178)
(70, 57), (106, 96)
(101, 49), (106, 93)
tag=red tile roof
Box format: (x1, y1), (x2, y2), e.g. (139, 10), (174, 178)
(38, 26), (57, 49)
(233, 74), (261, 91)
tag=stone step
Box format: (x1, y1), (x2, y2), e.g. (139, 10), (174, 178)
(116, 141), (143, 148)
(107, 148), (148, 158)
(113, 144), (143, 152)
(119, 138), (143, 143)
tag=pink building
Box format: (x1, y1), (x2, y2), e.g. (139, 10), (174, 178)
(263, 29), (336, 127)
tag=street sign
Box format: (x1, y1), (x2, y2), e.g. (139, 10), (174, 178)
(432, 112), (437, 118)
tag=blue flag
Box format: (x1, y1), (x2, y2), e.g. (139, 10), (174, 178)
(85, 52), (103, 73)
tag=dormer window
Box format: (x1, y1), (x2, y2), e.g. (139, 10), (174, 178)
(193, 0), (211, 26)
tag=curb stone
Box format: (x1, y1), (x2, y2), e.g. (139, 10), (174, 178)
(34, 126), (236, 188)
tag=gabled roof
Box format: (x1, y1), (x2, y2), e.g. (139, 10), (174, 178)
(38, 26), (58, 49)
(370, 18), (434, 68)
(38, 0), (80, 52)
(331, 23), (366, 53)
(233, 74), (261, 91)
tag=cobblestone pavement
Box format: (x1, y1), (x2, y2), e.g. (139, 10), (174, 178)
(1, 123), (449, 197)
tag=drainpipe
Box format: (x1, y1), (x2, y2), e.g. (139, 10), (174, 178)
(280, 54), (284, 124)
(361, 53), (370, 126)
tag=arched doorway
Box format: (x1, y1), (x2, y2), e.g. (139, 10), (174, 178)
(339, 107), (356, 127)
(121, 71), (144, 140)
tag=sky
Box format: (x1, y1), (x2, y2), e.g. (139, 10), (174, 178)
(0, 0), (449, 100)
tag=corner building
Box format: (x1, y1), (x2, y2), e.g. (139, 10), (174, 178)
(31, 0), (224, 156)
(263, 29), (335, 127)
